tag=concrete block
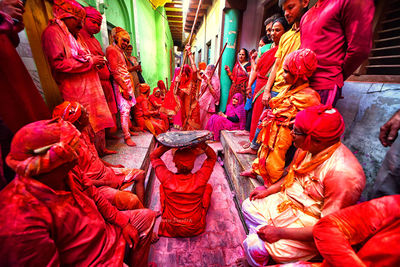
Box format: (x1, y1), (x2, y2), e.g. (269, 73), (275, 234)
(381, 83), (400, 92)
(367, 83), (383, 93)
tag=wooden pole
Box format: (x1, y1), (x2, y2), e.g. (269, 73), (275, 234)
(210, 42), (227, 77)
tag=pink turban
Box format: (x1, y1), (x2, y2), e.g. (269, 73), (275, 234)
(53, 0), (86, 21)
(283, 48), (317, 82)
(84, 6), (102, 24)
(6, 118), (80, 177)
(295, 105), (345, 148)
(52, 101), (83, 124)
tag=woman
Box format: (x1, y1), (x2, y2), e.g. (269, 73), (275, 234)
(248, 17), (290, 142)
(206, 93), (246, 141)
(149, 88), (163, 112)
(225, 48), (251, 102)
(199, 64), (220, 129)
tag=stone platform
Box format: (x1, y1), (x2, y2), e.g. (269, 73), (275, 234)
(220, 130), (263, 205)
(148, 144), (247, 267)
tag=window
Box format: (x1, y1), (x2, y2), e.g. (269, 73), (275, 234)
(206, 41), (211, 65)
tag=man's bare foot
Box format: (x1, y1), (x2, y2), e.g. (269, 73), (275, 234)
(101, 149), (117, 156)
(234, 130), (249, 136)
(235, 257), (250, 267)
(151, 232), (159, 244)
(240, 169), (256, 178)
(125, 138), (136, 146)
(237, 147), (257, 155)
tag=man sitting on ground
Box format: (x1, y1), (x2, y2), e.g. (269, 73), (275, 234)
(53, 101), (146, 208)
(0, 118), (155, 266)
(236, 105), (365, 266)
(150, 142), (216, 237)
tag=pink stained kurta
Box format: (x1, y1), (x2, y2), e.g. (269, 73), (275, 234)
(199, 73), (220, 129)
(80, 30), (118, 115)
(242, 143), (365, 265)
(300, 0), (375, 91)
(0, 175), (155, 266)
(41, 21), (114, 133)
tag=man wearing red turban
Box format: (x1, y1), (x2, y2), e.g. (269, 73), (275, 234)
(242, 49), (321, 185)
(106, 26), (138, 146)
(150, 143), (216, 237)
(52, 101), (146, 208)
(81, 6), (118, 141)
(41, 0), (114, 154)
(237, 105), (365, 266)
(133, 84), (168, 135)
(0, 118), (156, 266)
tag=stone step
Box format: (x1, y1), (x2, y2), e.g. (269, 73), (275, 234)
(220, 130), (263, 205)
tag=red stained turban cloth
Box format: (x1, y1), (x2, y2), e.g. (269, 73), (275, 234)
(283, 48), (317, 81)
(53, 0), (86, 21)
(52, 101), (83, 124)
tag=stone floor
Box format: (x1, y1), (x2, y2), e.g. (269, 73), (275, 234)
(147, 143), (247, 267)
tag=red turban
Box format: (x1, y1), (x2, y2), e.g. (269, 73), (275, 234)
(139, 83), (151, 94)
(6, 118), (80, 177)
(84, 6), (102, 24)
(198, 62), (207, 71)
(295, 105), (345, 149)
(283, 48), (317, 82)
(52, 101), (82, 124)
(53, 0), (86, 21)
(173, 148), (197, 171)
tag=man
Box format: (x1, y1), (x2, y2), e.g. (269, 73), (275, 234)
(106, 27), (137, 146)
(236, 105), (365, 266)
(41, 0), (114, 155)
(313, 195), (400, 266)
(370, 109), (400, 198)
(133, 83), (168, 135)
(52, 101), (146, 208)
(81, 6), (118, 141)
(125, 44), (142, 98)
(261, 0), (310, 104)
(300, 0), (374, 106)
(263, 14), (280, 43)
(0, 118), (156, 266)
(150, 142), (216, 237)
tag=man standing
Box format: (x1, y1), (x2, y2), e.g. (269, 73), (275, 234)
(41, 0), (114, 151)
(106, 27), (137, 146)
(300, 0), (375, 106)
(81, 6), (118, 141)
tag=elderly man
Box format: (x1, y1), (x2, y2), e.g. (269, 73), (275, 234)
(0, 118), (156, 266)
(52, 101), (146, 208)
(81, 6), (118, 141)
(41, 0), (114, 154)
(300, 0), (374, 106)
(236, 105), (365, 266)
(106, 27), (137, 146)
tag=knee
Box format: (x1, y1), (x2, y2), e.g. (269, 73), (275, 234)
(115, 191), (142, 210)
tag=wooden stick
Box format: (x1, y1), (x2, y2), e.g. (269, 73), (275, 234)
(165, 77), (169, 91)
(210, 42), (227, 77)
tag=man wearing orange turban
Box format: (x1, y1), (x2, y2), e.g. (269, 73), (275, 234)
(237, 105), (366, 266)
(81, 6), (118, 140)
(42, 0), (114, 155)
(52, 101), (146, 208)
(0, 118), (156, 266)
(106, 26), (138, 146)
(133, 84), (168, 135)
(150, 143), (216, 237)
(242, 49), (321, 185)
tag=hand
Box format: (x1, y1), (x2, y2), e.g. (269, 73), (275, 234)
(134, 65), (142, 72)
(262, 90), (271, 106)
(380, 110), (400, 147)
(122, 224), (139, 249)
(251, 51), (258, 60)
(246, 87), (252, 97)
(224, 65), (230, 72)
(92, 55), (106, 68)
(249, 186), (270, 201)
(0, 0), (24, 21)
(218, 111), (224, 117)
(185, 44), (191, 54)
(257, 225), (282, 243)
(122, 91), (132, 100)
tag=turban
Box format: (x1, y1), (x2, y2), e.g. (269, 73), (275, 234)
(295, 105), (345, 149)
(173, 148), (197, 171)
(84, 6), (102, 24)
(53, 0), (86, 21)
(283, 48), (317, 82)
(198, 62), (207, 71)
(139, 83), (151, 94)
(52, 101), (82, 124)
(157, 80), (166, 91)
(111, 27), (130, 42)
(6, 118), (80, 177)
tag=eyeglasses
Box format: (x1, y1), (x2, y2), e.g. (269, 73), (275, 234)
(292, 128), (306, 136)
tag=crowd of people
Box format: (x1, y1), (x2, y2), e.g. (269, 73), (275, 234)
(0, 0), (400, 266)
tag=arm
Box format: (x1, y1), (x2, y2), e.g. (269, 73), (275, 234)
(42, 27), (94, 74)
(379, 109), (400, 147)
(196, 143), (217, 183)
(257, 225), (314, 243)
(150, 145), (172, 183)
(261, 58), (280, 106)
(342, 0), (375, 80)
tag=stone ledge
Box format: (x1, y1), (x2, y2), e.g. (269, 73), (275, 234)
(220, 130), (263, 204)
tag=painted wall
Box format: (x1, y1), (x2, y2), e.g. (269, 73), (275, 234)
(239, 0), (265, 52)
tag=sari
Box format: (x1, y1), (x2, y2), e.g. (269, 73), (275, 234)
(227, 61), (251, 102)
(199, 65), (221, 129)
(206, 93), (246, 141)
